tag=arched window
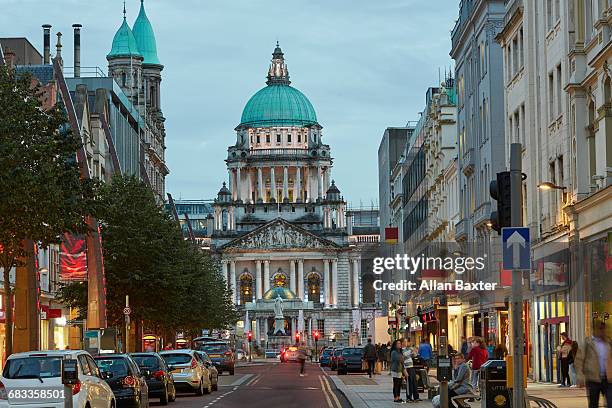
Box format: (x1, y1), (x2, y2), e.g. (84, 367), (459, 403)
(239, 273), (253, 304)
(307, 272), (321, 303)
(121, 72), (127, 87)
(273, 271), (287, 288)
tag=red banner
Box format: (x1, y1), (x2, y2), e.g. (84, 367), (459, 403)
(60, 233), (87, 281)
(385, 227), (398, 243)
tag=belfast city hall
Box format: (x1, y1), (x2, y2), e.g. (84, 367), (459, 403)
(210, 44), (378, 349)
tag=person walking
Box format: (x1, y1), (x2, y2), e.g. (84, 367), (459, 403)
(557, 332), (572, 387)
(569, 340), (579, 387)
(575, 321), (612, 408)
(363, 338), (377, 378)
(297, 343), (308, 377)
(379, 343), (389, 370)
(390, 339), (404, 403)
(460, 336), (469, 356)
(466, 337), (488, 392)
(418, 338), (433, 372)
(402, 339), (421, 403)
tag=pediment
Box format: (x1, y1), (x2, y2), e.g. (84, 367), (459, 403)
(221, 218), (339, 251)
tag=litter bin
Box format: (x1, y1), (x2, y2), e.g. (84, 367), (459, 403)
(412, 356), (427, 392)
(480, 360), (510, 408)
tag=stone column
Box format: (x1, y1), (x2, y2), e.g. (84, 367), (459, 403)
(229, 169), (235, 199)
(270, 166), (276, 202)
(297, 259), (304, 299)
(230, 260), (237, 304)
(264, 260), (270, 293)
(256, 260), (263, 299)
(283, 166), (289, 201)
(247, 168), (253, 204)
(323, 259), (330, 307)
(257, 167), (264, 202)
(295, 166), (301, 202)
(317, 165), (323, 199)
(305, 167), (310, 202)
(264, 318), (269, 345)
(352, 259), (360, 308)
(331, 259), (338, 307)
(290, 259), (296, 294)
(236, 167), (242, 201)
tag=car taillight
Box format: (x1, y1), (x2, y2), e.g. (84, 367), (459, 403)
(72, 380), (81, 395)
(153, 370), (165, 379)
(122, 376), (136, 387)
(224, 351), (232, 357)
(191, 358), (197, 368)
(0, 381), (7, 400)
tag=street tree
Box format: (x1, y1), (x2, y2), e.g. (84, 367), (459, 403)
(0, 65), (99, 357)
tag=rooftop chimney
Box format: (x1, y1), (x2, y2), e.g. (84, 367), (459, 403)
(55, 32), (63, 68)
(4, 47), (15, 70)
(72, 24), (82, 77)
(42, 24), (51, 64)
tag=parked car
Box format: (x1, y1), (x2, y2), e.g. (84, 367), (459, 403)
(0, 350), (115, 408)
(94, 354), (149, 407)
(337, 347), (365, 375)
(329, 348), (344, 371)
(159, 350), (212, 395)
(198, 342), (235, 375)
(130, 352), (176, 405)
(194, 351), (218, 391)
(264, 349), (280, 359)
(280, 346), (299, 362)
(319, 348), (333, 367)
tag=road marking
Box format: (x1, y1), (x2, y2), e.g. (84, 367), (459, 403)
(321, 374), (342, 408)
(319, 376), (334, 408)
(228, 374), (253, 386)
(250, 374), (263, 387)
(246, 374), (261, 386)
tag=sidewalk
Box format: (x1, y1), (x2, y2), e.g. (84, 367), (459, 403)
(329, 370), (595, 408)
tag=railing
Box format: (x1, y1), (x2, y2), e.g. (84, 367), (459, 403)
(63, 66), (106, 78)
(455, 218), (468, 240)
(248, 148), (310, 157)
(473, 201), (491, 226)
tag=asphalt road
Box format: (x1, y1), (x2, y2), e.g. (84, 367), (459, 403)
(151, 360), (351, 408)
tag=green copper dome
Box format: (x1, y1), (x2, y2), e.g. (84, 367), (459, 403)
(132, 0), (161, 65)
(263, 286), (297, 301)
(107, 18), (142, 59)
(240, 84), (317, 128)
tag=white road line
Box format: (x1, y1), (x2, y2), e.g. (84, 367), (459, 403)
(322, 374), (342, 408)
(229, 374), (254, 386)
(319, 375), (334, 408)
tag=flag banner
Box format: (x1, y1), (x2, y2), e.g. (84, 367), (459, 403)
(60, 233), (88, 281)
(385, 227), (398, 243)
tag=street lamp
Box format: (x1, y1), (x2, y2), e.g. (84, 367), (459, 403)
(537, 181), (567, 190)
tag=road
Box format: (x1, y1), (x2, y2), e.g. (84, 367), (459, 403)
(151, 360), (351, 408)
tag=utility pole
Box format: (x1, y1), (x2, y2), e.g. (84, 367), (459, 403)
(510, 143), (524, 408)
(125, 295), (130, 353)
(437, 297), (450, 408)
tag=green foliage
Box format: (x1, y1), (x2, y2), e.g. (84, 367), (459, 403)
(55, 281), (88, 320)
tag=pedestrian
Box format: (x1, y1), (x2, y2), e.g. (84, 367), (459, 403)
(448, 353), (472, 408)
(390, 339), (404, 403)
(297, 343), (308, 376)
(386, 342), (392, 374)
(418, 338), (433, 373)
(557, 332), (572, 387)
(486, 340), (495, 359)
(363, 338), (377, 378)
(379, 343), (388, 370)
(494, 342), (508, 360)
(569, 340), (579, 387)
(466, 337), (488, 392)
(402, 339), (421, 403)
(460, 336), (469, 356)
(575, 321), (612, 408)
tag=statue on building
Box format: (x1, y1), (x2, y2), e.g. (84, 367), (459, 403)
(273, 295), (285, 335)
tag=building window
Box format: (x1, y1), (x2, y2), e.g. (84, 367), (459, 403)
(556, 64), (562, 117)
(276, 134), (281, 143)
(287, 134), (292, 143)
(256, 135), (260, 144)
(239, 273), (253, 304)
(266, 134), (270, 143)
(273, 272), (287, 288)
(121, 72), (127, 87)
(548, 72), (555, 122)
(360, 319), (368, 343)
(298, 134), (301, 143)
(307, 273), (321, 303)
(317, 319), (325, 335)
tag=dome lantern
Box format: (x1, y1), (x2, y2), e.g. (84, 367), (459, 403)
(107, 14), (142, 60)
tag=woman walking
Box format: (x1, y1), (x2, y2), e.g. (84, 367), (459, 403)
(403, 339), (421, 402)
(390, 339), (404, 403)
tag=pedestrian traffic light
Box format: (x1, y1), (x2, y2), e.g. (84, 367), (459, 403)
(313, 331), (319, 341)
(489, 171), (512, 234)
(295, 332), (300, 343)
(247, 331), (252, 342)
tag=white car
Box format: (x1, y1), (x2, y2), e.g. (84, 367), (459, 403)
(159, 350), (212, 395)
(0, 350), (115, 408)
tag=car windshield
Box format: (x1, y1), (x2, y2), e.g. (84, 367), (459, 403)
(161, 353), (193, 365)
(94, 358), (129, 377)
(131, 355), (160, 369)
(3, 356), (62, 379)
(321, 350), (332, 356)
(334, 350), (343, 356)
(343, 348), (364, 356)
(201, 344), (228, 354)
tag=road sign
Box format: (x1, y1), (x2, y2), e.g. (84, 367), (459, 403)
(502, 227), (530, 270)
(123, 307), (131, 315)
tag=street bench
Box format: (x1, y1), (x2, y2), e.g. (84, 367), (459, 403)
(452, 393), (479, 408)
(525, 395), (559, 408)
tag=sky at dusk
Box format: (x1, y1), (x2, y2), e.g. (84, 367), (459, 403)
(4, 0), (458, 206)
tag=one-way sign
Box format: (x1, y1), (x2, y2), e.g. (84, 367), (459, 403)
(502, 227), (530, 270)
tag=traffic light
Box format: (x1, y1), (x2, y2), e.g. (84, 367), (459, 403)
(295, 332), (300, 343)
(313, 331), (320, 341)
(489, 171), (512, 234)
(247, 331), (252, 342)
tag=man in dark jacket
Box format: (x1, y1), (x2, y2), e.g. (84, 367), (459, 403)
(363, 338), (377, 378)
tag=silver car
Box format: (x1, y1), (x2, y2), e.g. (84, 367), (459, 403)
(159, 350), (212, 396)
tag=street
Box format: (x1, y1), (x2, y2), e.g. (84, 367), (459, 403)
(153, 361), (350, 408)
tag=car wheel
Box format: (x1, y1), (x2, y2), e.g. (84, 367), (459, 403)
(160, 386), (169, 405)
(195, 379), (204, 396)
(169, 385), (176, 402)
(212, 376), (218, 391)
(204, 378), (212, 394)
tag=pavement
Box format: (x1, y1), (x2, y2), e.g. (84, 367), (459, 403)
(327, 368), (598, 408)
(155, 358), (350, 408)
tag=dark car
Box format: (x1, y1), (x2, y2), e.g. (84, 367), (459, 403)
(329, 348), (344, 371)
(319, 348), (333, 367)
(199, 342), (235, 375)
(95, 354), (149, 408)
(337, 347), (365, 375)
(130, 352), (176, 405)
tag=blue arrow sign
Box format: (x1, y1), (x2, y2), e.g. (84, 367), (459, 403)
(502, 227), (530, 270)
